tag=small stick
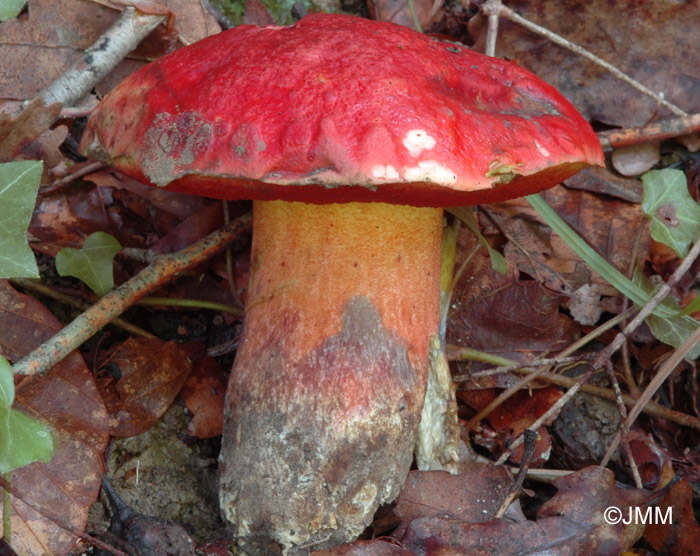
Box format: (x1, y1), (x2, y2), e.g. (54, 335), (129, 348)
(11, 213), (251, 377)
(37, 7), (165, 107)
(495, 429), (536, 518)
(41, 162), (105, 195)
(603, 359), (642, 488)
(479, 0), (688, 118)
(597, 112), (700, 150)
(9, 278), (156, 339)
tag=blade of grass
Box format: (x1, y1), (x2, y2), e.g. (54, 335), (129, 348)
(527, 194), (675, 317)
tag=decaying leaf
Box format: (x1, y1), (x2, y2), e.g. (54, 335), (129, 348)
(397, 467), (658, 556)
(97, 337), (198, 436)
(0, 280), (109, 556)
(468, 0), (700, 127)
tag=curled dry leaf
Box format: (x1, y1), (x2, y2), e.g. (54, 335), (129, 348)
(0, 280), (109, 556)
(398, 466), (657, 556)
(611, 143), (661, 177)
(97, 337), (198, 437)
(0, 99), (66, 169)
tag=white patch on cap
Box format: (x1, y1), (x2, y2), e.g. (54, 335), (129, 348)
(404, 160), (457, 183)
(535, 140), (550, 158)
(371, 164), (400, 181)
(403, 130), (436, 158)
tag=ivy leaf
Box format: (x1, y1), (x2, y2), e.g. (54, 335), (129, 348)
(633, 269), (700, 359)
(0, 0), (26, 21)
(55, 232), (122, 296)
(0, 356), (53, 473)
(642, 169), (700, 258)
(0, 160), (43, 279)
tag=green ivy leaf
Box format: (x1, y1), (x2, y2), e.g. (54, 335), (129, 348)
(0, 0), (26, 21)
(0, 356), (53, 473)
(642, 169), (700, 257)
(55, 232), (122, 296)
(633, 269), (700, 359)
(0, 161), (43, 279)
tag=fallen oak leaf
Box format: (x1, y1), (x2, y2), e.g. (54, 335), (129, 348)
(0, 99), (66, 169)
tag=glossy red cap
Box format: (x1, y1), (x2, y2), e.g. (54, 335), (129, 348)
(80, 14), (603, 207)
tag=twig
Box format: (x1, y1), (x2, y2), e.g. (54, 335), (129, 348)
(37, 7), (165, 107)
(603, 359), (642, 488)
(9, 278), (156, 339)
(11, 213), (252, 377)
(494, 236), (700, 464)
(457, 355), (585, 381)
(0, 476), (128, 556)
(597, 112), (700, 150)
(449, 301), (700, 434)
(479, 0), (688, 117)
(593, 236), (700, 370)
(41, 162), (105, 195)
(602, 322), (700, 465)
(495, 429), (536, 518)
(462, 357), (587, 434)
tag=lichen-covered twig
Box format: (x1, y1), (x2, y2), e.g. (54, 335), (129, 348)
(37, 7), (165, 107)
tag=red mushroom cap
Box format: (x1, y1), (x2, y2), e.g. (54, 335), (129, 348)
(80, 14), (603, 206)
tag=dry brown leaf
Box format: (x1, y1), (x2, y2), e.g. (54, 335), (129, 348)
(644, 479), (700, 556)
(0, 99), (65, 170)
(28, 180), (113, 256)
(241, 0), (275, 26)
(0, 0), (219, 102)
(468, 0), (700, 127)
(0, 280), (109, 556)
(399, 467), (656, 555)
(565, 166), (643, 204)
(490, 184), (651, 297)
(394, 465), (511, 525)
(97, 337), (198, 436)
(447, 244), (579, 364)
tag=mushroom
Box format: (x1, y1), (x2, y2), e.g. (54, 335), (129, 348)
(80, 13), (604, 552)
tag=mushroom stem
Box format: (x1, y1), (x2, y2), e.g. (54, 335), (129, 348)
(219, 200), (442, 549)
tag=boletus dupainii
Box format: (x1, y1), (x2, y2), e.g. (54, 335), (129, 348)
(80, 13), (603, 552)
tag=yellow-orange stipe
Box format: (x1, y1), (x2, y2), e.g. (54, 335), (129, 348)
(220, 200), (442, 547)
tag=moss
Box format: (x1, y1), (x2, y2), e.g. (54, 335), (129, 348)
(211, 0), (343, 26)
